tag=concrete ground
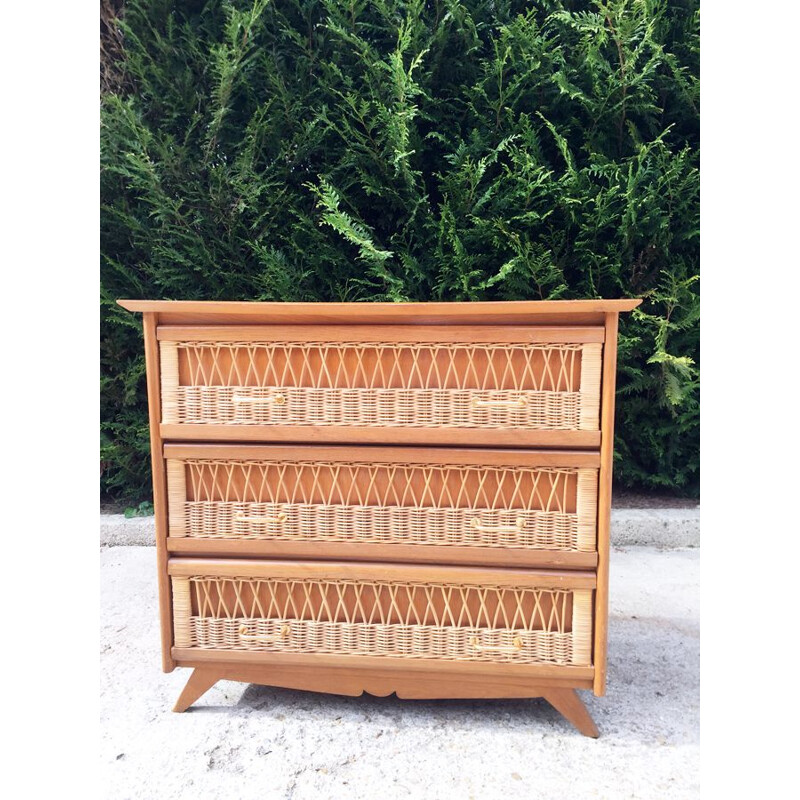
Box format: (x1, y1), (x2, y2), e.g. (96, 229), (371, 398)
(100, 546), (699, 799)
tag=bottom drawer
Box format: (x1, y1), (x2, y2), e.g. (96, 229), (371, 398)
(170, 560), (594, 668)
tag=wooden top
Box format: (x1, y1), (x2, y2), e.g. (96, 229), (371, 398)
(117, 299), (641, 326)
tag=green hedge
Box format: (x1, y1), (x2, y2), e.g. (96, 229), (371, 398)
(101, 0), (699, 501)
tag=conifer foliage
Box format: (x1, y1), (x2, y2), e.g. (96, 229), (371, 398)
(101, 0), (700, 501)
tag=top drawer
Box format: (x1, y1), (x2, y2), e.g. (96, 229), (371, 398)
(158, 325), (603, 447)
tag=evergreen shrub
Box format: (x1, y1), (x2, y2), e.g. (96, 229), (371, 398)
(101, 0), (700, 501)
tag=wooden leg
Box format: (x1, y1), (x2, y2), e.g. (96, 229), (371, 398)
(173, 668), (220, 713)
(543, 689), (599, 738)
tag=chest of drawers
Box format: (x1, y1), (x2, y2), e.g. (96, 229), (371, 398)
(119, 299), (640, 737)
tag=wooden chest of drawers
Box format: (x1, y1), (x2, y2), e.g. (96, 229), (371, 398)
(119, 299), (639, 737)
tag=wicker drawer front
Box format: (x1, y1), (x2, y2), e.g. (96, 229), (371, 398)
(166, 447), (598, 556)
(158, 326), (602, 443)
(170, 562), (594, 668)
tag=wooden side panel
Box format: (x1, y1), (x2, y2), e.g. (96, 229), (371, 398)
(594, 312), (619, 696)
(143, 312), (175, 672)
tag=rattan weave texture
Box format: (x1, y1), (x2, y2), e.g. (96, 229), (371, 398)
(172, 575), (593, 666)
(160, 340), (602, 430)
(167, 459), (598, 552)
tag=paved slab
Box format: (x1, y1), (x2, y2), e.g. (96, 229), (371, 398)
(100, 546), (699, 799)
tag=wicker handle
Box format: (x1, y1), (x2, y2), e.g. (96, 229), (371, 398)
(234, 511), (288, 524)
(238, 623), (290, 643)
(232, 392), (286, 406)
(469, 517), (525, 534)
(471, 397), (527, 409)
(470, 635), (523, 654)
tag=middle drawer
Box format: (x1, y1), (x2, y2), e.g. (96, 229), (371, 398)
(165, 445), (599, 569)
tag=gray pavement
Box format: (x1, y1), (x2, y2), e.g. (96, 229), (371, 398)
(100, 546), (699, 799)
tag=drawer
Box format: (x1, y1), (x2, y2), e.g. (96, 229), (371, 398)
(158, 325), (603, 447)
(169, 560), (595, 670)
(165, 445), (599, 568)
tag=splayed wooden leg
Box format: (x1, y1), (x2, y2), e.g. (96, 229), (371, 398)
(543, 689), (599, 738)
(173, 668), (220, 713)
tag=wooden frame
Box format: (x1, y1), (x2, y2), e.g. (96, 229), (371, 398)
(120, 298), (640, 736)
(120, 298), (640, 326)
(156, 324), (606, 344)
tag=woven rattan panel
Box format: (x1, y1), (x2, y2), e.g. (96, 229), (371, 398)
(160, 340), (602, 431)
(172, 575), (593, 666)
(167, 458), (598, 552)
